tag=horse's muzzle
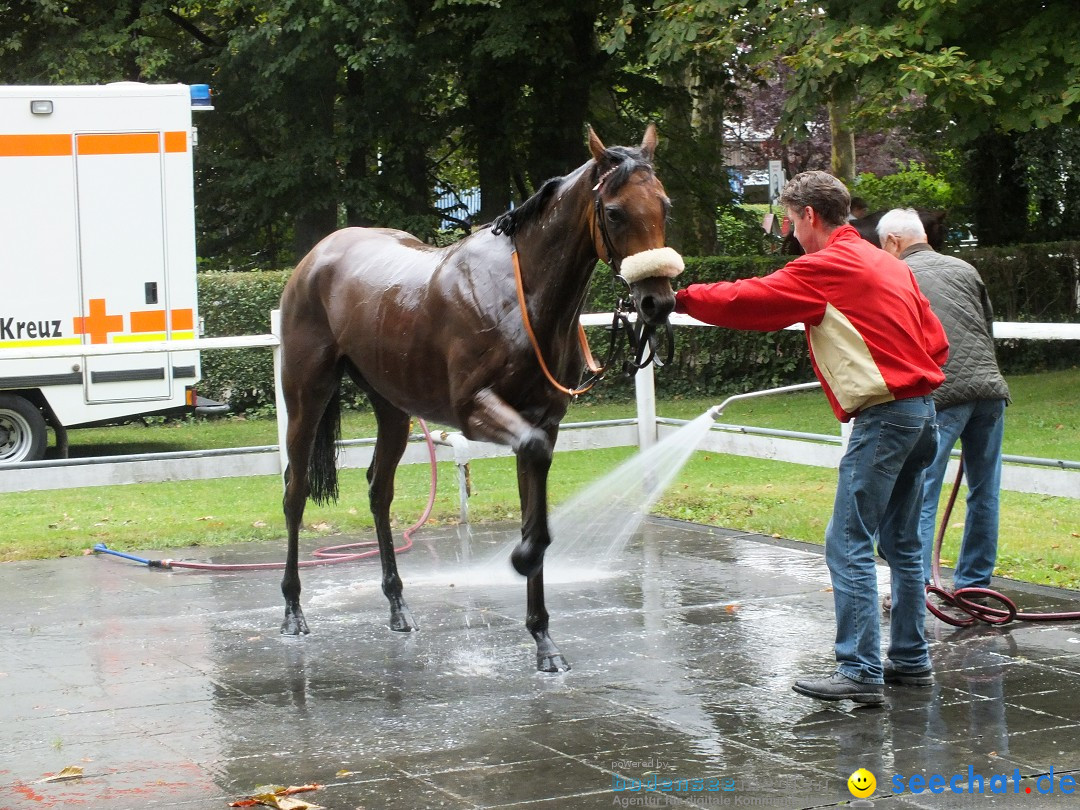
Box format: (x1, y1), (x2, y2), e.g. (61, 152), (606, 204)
(627, 274), (677, 326)
(635, 289), (675, 324)
(619, 246), (682, 326)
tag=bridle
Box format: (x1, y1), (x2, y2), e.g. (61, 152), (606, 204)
(590, 166), (677, 377)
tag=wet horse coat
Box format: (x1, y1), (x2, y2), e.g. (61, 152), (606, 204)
(278, 127), (680, 671)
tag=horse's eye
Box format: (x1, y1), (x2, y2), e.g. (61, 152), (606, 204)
(605, 206), (626, 225)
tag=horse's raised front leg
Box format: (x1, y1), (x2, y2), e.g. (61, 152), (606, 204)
(367, 395), (417, 632)
(465, 389), (553, 579)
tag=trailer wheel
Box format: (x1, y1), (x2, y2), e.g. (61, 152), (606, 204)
(0, 395), (47, 463)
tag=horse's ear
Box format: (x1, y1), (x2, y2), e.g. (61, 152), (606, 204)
(640, 123), (658, 161)
(588, 126), (607, 162)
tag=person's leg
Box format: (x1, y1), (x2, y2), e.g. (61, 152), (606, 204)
(952, 399), (1006, 590)
(795, 421), (888, 703)
(823, 400), (934, 684)
(824, 415), (888, 685)
(879, 404), (938, 674)
(918, 403), (968, 585)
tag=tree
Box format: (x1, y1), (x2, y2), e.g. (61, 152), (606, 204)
(615, 0), (1080, 243)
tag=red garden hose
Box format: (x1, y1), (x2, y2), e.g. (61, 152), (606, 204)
(94, 418), (440, 572)
(924, 457), (1080, 627)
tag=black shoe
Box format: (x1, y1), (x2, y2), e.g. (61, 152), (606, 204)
(792, 672), (884, 704)
(883, 659), (934, 687)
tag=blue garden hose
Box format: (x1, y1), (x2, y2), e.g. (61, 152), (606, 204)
(92, 543), (170, 568)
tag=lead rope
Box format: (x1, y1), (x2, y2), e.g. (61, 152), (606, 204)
(512, 250), (601, 396)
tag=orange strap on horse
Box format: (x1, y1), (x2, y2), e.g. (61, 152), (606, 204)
(513, 250), (601, 396)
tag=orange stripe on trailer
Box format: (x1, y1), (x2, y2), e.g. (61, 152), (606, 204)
(0, 133), (72, 157)
(171, 309), (194, 330)
(131, 309), (168, 332)
(76, 132), (160, 155)
(163, 131), (187, 152)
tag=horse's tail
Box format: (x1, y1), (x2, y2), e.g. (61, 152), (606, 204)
(308, 386), (342, 505)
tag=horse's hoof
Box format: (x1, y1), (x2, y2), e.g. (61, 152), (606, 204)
(280, 612), (310, 636)
(510, 542), (544, 578)
(389, 607), (418, 632)
(537, 653), (571, 673)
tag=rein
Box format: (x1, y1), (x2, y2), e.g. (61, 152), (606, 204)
(512, 250), (609, 396)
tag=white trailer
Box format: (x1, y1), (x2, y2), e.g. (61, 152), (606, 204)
(0, 82), (219, 463)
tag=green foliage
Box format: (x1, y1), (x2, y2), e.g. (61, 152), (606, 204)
(197, 238), (1079, 411)
(197, 271), (290, 412)
(851, 161), (962, 212)
(956, 241), (1080, 373)
(1021, 126), (1080, 242)
(715, 206), (773, 257)
(963, 241), (1080, 323)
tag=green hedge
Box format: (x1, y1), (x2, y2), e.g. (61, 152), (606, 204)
(197, 271), (288, 414)
(196, 242), (1079, 412)
(951, 241), (1080, 374)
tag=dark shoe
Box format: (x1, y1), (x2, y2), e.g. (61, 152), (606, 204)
(882, 594), (892, 613)
(793, 672), (884, 705)
(883, 659), (934, 687)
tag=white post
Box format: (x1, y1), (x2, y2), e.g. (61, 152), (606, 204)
(840, 420), (853, 451)
(634, 362), (657, 449)
(271, 309), (288, 478)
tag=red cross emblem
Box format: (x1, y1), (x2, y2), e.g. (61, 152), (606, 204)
(74, 298), (124, 344)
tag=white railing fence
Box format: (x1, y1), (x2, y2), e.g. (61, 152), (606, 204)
(0, 313), (1078, 500)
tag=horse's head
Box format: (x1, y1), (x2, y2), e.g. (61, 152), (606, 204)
(588, 125), (681, 327)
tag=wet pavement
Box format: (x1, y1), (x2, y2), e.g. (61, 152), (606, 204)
(3, 517), (1080, 809)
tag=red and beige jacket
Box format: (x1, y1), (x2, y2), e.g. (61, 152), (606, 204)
(674, 225), (948, 422)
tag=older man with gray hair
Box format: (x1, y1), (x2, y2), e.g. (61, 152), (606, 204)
(878, 208), (1010, 601)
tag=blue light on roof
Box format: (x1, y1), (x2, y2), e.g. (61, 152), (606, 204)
(190, 84), (212, 107)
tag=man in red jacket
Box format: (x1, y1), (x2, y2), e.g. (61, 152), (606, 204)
(675, 171), (948, 704)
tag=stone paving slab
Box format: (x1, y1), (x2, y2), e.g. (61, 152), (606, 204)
(2, 518), (1079, 809)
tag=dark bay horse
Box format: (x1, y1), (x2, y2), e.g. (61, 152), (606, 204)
(278, 126), (682, 671)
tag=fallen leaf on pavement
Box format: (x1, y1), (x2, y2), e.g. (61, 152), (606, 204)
(42, 766), (84, 782)
(230, 784), (324, 809)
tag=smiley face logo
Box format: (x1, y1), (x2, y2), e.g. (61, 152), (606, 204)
(848, 768), (876, 798)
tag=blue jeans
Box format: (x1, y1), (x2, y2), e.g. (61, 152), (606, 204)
(826, 396), (937, 683)
(919, 398), (1006, 589)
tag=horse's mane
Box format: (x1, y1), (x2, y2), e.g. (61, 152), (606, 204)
(490, 177), (563, 238)
(490, 145), (654, 238)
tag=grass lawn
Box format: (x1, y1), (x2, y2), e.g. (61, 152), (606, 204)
(2, 369), (1078, 590)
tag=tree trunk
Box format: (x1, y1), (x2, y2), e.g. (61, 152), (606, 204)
(524, 4), (602, 188)
(287, 54), (339, 259)
(468, 81), (514, 225)
(966, 130), (1028, 246)
(657, 60), (730, 256)
(342, 68), (371, 228)
(829, 95), (856, 183)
